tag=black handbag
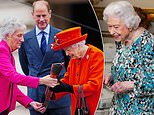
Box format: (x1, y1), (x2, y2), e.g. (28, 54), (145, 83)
(75, 85), (90, 115)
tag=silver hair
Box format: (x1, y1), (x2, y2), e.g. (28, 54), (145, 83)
(103, 1), (141, 30)
(71, 40), (86, 48)
(0, 17), (26, 41)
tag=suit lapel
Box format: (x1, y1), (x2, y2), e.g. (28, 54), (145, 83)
(38, 26), (59, 66)
(48, 26), (55, 44)
(43, 26), (55, 58)
(29, 29), (44, 59)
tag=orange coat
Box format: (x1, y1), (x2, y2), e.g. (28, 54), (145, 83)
(56, 44), (104, 115)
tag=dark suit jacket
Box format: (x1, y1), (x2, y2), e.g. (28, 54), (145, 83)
(19, 25), (71, 109)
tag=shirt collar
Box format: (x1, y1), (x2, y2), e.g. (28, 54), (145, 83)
(36, 24), (50, 35)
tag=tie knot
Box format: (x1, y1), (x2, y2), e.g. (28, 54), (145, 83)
(40, 31), (46, 35)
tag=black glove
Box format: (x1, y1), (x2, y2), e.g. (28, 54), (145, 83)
(50, 81), (74, 93)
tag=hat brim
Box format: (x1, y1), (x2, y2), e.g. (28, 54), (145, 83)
(53, 34), (87, 51)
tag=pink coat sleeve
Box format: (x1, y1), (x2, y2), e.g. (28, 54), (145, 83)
(16, 87), (33, 108)
(0, 44), (39, 88)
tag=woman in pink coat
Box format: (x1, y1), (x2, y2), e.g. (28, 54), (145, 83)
(0, 17), (57, 115)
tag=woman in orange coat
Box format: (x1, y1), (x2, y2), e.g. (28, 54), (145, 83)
(51, 27), (104, 115)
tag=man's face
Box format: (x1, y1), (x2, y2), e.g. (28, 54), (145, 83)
(32, 4), (51, 30)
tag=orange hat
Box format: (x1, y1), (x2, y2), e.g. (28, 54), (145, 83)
(52, 27), (87, 50)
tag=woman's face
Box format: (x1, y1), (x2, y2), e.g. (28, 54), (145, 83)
(7, 29), (24, 52)
(64, 45), (79, 59)
(107, 16), (130, 42)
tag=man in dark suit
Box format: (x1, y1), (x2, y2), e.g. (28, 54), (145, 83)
(19, 0), (71, 115)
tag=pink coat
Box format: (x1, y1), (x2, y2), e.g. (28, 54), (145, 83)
(0, 40), (39, 113)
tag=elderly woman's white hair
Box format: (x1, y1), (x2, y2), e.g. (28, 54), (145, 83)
(103, 1), (141, 30)
(0, 17), (26, 41)
(71, 40), (86, 48)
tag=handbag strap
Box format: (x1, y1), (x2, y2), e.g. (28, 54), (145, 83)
(76, 85), (81, 108)
(81, 86), (84, 107)
(76, 85), (89, 108)
(80, 85), (87, 108)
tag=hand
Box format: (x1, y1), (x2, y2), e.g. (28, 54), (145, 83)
(104, 73), (113, 87)
(29, 101), (46, 113)
(39, 75), (58, 88)
(50, 81), (74, 93)
(111, 81), (134, 94)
